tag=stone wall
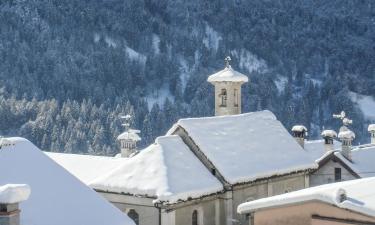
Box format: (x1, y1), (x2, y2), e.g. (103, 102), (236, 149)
(310, 159), (356, 187)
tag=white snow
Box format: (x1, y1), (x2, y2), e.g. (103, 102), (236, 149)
(202, 24), (222, 52)
(368, 124), (375, 132)
(90, 135), (223, 204)
(338, 130), (356, 139)
(349, 92), (375, 120)
(45, 152), (128, 184)
(152, 34), (160, 55)
(94, 33), (100, 43)
(167, 110), (318, 184)
(335, 145), (375, 178)
(0, 137), (133, 225)
(104, 36), (117, 48)
(230, 49), (267, 74)
(304, 140), (341, 162)
(117, 129), (141, 141)
(238, 177), (375, 217)
(321, 130), (337, 138)
(179, 57), (191, 89)
(291, 125), (307, 132)
(125, 46), (147, 64)
(207, 65), (249, 83)
(0, 184), (30, 204)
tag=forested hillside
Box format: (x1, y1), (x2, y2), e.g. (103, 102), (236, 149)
(1, 0), (375, 154)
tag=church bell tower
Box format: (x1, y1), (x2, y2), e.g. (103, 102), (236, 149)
(208, 57), (249, 116)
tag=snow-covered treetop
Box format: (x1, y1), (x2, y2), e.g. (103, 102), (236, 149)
(207, 57), (248, 83)
(291, 125), (308, 133)
(0, 184), (30, 204)
(338, 130), (356, 140)
(321, 130), (337, 138)
(368, 124), (375, 132)
(238, 177), (375, 217)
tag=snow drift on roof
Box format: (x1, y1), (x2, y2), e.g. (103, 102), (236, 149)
(368, 124), (375, 132)
(45, 152), (128, 184)
(238, 177), (375, 217)
(117, 129), (141, 141)
(168, 110), (318, 184)
(90, 135), (223, 204)
(207, 66), (248, 83)
(0, 184), (30, 204)
(0, 137), (133, 225)
(321, 130), (337, 138)
(291, 125), (307, 132)
(304, 139), (341, 162)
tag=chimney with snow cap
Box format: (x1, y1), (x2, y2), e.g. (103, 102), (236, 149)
(321, 130), (337, 152)
(334, 111), (354, 161)
(0, 184), (31, 225)
(291, 125), (307, 148)
(207, 56), (248, 116)
(117, 114), (141, 157)
(368, 124), (375, 144)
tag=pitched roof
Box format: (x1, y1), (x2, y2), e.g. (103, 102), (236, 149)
(207, 66), (248, 83)
(90, 135), (223, 204)
(238, 177), (375, 218)
(304, 140), (341, 162)
(167, 110), (318, 185)
(0, 137), (133, 225)
(45, 152), (127, 184)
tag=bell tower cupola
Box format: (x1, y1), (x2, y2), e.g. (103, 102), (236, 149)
(207, 56), (249, 116)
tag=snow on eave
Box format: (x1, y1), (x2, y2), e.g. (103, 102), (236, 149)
(338, 130), (355, 139)
(0, 184), (31, 204)
(321, 130), (337, 138)
(207, 66), (249, 83)
(292, 125), (307, 132)
(238, 178), (375, 217)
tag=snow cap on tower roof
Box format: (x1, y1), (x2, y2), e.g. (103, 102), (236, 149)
(207, 65), (248, 83)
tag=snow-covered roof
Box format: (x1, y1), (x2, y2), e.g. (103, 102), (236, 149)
(167, 110), (318, 185)
(207, 66), (248, 83)
(117, 129), (141, 141)
(0, 137), (133, 225)
(304, 140), (341, 163)
(335, 145), (375, 178)
(90, 135), (223, 204)
(291, 125), (307, 132)
(45, 152), (128, 184)
(368, 124), (375, 132)
(338, 130), (356, 139)
(0, 184), (30, 204)
(321, 129), (337, 138)
(238, 177), (375, 217)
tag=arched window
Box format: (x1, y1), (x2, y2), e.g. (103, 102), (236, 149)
(128, 209), (139, 225)
(219, 89), (227, 107)
(234, 89), (239, 107)
(192, 210), (198, 225)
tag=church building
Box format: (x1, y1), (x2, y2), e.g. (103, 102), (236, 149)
(45, 57), (374, 225)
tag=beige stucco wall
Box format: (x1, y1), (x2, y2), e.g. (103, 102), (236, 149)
(310, 159), (356, 187)
(253, 201), (375, 225)
(233, 174), (307, 225)
(212, 82), (243, 116)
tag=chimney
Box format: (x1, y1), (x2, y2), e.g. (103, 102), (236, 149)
(321, 130), (337, 152)
(338, 129), (355, 161)
(0, 184), (31, 225)
(368, 124), (375, 144)
(291, 125), (308, 148)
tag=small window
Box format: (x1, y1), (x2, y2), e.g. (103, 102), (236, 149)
(128, 209), (139, 225)
(334, 168), (341, 182)
(219, 89), (227, 107)
(234, 89), (239, 107)
(192, 210), (198, 225)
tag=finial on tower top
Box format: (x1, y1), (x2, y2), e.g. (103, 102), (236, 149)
(120, 114), (132, 131)
(224, 56), (231, 68)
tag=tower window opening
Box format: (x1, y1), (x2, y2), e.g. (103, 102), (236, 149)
(192, 210), (198, 225)
(234, 89), (239, 107)
(127, 209), (139, 225)
(219, 89), (227, 107)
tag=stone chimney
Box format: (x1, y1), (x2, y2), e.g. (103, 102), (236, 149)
(338, 128), (355, 161)
(333, 111), (354, 161)
(368, 124), (375, 144)
(321, 130), (337, 152)
(0, 184), (31, 225)
(118, 114), (141, 158)
(291, 125), (307, 148)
